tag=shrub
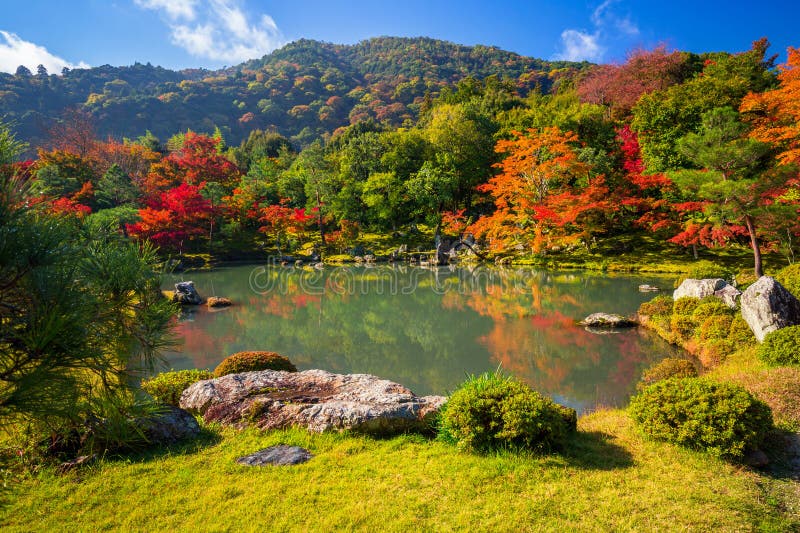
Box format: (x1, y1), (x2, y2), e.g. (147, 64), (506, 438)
(638, 358), (697, 390)
(691, 299), (730, 321)
(214, 351), (297, 377)
(775, 263), (800, 299)
(438, 372), (576, 453)
(698, 315), (733, 342)
(141, 369), (213, 406)
(673, 297), (701, 317)
(670, 314), (696, 339)
(629, 378), (773, 459)
(728, 315), (756, 346)
(757, 326), (800, 366)
(638, 295), (673, 317)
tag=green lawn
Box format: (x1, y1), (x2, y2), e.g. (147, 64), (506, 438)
(2, 410), (796, 532)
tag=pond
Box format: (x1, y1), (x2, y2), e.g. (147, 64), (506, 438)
(162, 264), (684, 414)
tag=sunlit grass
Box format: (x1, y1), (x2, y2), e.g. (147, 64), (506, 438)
(2, 410), (795, 532)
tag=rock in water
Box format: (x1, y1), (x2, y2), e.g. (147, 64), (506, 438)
(741, 276), (800, 342)
(207, 296), (232, 308)
(578, 313), (637, 328)
(180, 369), (446, 434)
(638, 284), (660, 292)
(673, 278), (728, 300)
(173, 281), (202, 305)
(236, 445), (313, 466)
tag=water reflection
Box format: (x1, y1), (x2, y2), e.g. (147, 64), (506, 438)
(163, 265), (682, 413)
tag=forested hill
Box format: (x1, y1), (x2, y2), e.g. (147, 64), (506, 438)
(0, 36), (586, 148)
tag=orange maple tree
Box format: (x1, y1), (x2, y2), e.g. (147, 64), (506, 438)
(741, 47), (800, 165)
(469, 127), (609, 253)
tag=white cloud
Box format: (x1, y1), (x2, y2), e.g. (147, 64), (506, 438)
(555, 0), (639, 62)
(134, 0), (197, 21)
(557, 29), (604, 62)
(0, 31), (89, 74)
(136, 0), (284, 64)
(591, 0), (639, 37)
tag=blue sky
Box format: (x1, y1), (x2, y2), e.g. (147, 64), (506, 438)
(0, 0), (796, 74)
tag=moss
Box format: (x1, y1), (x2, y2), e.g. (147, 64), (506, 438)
(214, 351), (297, 377)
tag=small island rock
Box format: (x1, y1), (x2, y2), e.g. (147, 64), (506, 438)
(638, 284), (660, 292)
(173, 281), (203, 305)
(578, 313), (637, 328)
(207, 296), (232, 308)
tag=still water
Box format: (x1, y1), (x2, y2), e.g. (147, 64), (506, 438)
(163, 264), (683, 413)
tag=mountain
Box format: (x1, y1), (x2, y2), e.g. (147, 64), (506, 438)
(0, 36), (587, 149)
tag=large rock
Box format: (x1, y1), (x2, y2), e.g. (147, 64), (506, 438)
(714, 284), (742, 309)
(180, 369), (446, 434)
(136, 405), (201, 445)
(173, 281), (202, 305)
(578, 313), (637, 328)
(741, 276), (800, 342)
(673, 278), (728, 300)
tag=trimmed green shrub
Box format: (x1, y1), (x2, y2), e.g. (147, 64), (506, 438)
(141, 369), (213, 406)
(757, 326), (800, 366)
(438, 372), (576, 453)
(670, 314), (696, 339)
(629, 378), (773, 459)
(638, 358), (698, 390)
(775, 264), (800, 298)
(638, 295), (673, 317)
(214, 351), (297, 377)
(691, 299), (730, 320)
(728, 315), (757, 346)
(673, 297), (701, 317)
(698, 315), (733, 342)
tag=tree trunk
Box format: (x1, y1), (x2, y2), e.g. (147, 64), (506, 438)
(744, 214), (763, 278)
(316, 189), (325, 245)
(691, 244), (698, 260)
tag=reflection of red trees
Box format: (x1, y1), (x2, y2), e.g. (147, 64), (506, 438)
(172, 318), (237, 370)
(479, 311), (596, 397)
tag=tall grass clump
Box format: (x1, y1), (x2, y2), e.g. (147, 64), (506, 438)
(438, 372), (576, 454)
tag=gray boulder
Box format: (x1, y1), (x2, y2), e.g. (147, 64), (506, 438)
(714, 284), (742, 309)
(741, 276), (800, 342)
(180, 369), (446, 435)
(136, 405), (201, 445)
(236, 445), (313, 466)
(173, 281), (202, 305)
(673, 278), (728, 300)
(578, 313), (637, 328)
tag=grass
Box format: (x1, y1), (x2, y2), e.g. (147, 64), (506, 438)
(2, 410), (797, 532)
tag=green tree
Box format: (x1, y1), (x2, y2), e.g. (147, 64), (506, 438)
(0, 121), (176, 437)
(671, 107), (772, 275)
(632, 40), (776, 172)
(95, 163), (138, 208)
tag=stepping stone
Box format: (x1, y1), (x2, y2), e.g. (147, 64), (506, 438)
(236, 445), (313, 466)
